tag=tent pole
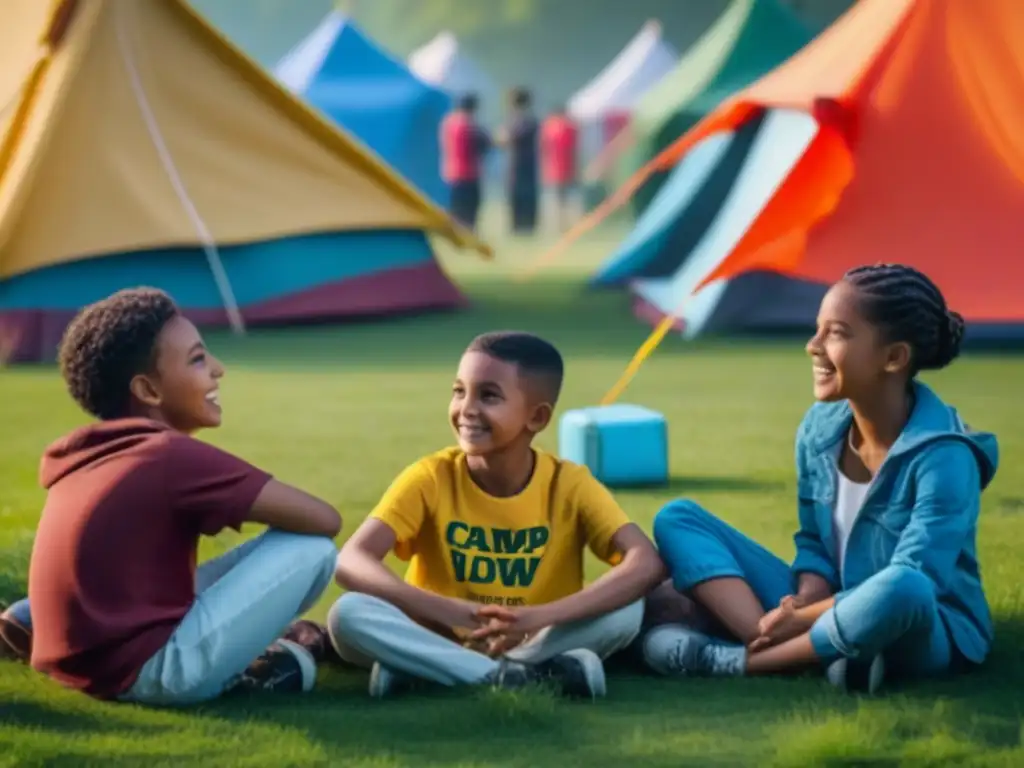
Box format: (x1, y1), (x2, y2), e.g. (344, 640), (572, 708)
(114, 2), (245, 334)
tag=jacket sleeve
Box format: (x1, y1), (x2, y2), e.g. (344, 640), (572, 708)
(790, 417), (840, 588)
(887, 441), (981, 592)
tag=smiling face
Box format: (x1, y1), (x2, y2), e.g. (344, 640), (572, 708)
(449, 351), (552, 457)
(805, 280), (911, 403)
(129, 315), (225, 433)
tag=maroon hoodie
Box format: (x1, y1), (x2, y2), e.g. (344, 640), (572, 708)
(28, 419), (270, 698)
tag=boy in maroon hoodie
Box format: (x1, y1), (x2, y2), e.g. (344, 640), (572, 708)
(0, 288), (342, 705)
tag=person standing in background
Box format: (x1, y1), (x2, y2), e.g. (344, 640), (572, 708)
(440, 93), (490, 232)
(497, 87), (539, 236)
(541, 106), (579, 233)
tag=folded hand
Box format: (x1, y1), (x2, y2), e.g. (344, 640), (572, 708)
(748, 595), (809, 652)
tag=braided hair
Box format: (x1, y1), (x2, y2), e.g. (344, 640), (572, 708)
(843, 264), (965, 376)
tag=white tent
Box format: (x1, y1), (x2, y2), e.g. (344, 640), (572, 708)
(273, 10), (349, 93)
(408, 31), (498, 103)
(568, 20), (678, 161)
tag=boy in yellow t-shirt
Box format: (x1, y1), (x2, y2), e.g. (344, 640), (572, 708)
(328, 331), (665, 699)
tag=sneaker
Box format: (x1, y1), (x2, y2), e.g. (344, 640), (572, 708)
(489, 648), (607, 700)
(368, 661), (420, 699)
(281, 620), (334, 664)
(238, 639), (317, 693)
(642, 625), (747, 677)
(826, 654), (885, 695)
(0, 607), (32, 663)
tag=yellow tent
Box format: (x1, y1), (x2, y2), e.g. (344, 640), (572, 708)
(0, 0), (488, 361)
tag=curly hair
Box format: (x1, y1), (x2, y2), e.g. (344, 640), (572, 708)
(843, 264), (965, 376)
(58, 288), (180, 420)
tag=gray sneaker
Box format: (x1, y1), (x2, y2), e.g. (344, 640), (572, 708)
(368, 662), (418, 699)
(642, 625), (747, 677)
(826, 654), (886, 694)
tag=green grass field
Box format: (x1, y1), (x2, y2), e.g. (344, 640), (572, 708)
(1, 218), (1022, 766)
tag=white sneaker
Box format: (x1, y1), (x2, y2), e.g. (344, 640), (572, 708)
(826, 654), (886, 694)
(643, 625), (747, 677)
(368, 662), (415, 699)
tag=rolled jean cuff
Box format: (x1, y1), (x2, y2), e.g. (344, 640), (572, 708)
(673, 566), (745, 593)
(809, 609), (846, 664)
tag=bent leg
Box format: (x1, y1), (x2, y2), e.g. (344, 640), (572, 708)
(809, 565), (952, 678)
(507, 600), (644, 665)
(327, 592), (498, 686)
(123, 531), (337, 706)
(653, 499), (793, 642)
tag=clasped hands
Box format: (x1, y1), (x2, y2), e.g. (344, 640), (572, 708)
(748, 594), (813, 652)
(446, 599), (551, 658)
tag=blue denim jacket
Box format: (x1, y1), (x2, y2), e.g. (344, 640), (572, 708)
(791, 381), (997, 664)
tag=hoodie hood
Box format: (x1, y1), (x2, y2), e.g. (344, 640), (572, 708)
(39, 419), (173, 490)
(804, 381), (998, 490)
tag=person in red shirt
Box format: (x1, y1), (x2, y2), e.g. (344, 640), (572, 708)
(541, 106), (579, 233)
(0, 288), (342, 705)
(440, 93), (491, 232)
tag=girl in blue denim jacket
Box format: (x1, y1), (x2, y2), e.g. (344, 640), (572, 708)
(643, 263), (997, 694)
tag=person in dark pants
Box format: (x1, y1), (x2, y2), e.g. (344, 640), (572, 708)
(440, 93), (490, 232)
(497, 87), (539, 235)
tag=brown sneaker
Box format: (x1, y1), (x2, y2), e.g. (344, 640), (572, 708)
(237, 639), (317, 693)
(281, 620), (335, 664)
(0, 608), (32, 663)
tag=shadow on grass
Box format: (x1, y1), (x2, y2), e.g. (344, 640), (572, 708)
(3, 614), (1021, 766)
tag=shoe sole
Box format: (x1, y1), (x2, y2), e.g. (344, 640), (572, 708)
(561, 649), (607, 699)
(275, 639), (318, 692)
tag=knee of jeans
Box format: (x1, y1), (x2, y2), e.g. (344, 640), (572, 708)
(326, 592), (380, 643)
(876, 565), (935, 615)
(601, 599), (645, 641)
(652, 498), (712, 547)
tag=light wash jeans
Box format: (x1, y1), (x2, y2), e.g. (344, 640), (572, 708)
(652, 500), (954, 677)
(10, 531), (337, 705)
(122, 530), (337, 705)
(328, 592), (644, 686)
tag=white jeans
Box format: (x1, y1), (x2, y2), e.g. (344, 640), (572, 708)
(327, 592), (644, 686)
(121, 530), (337, 706)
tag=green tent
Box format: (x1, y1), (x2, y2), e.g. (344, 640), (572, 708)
(614, 0), (813, 215)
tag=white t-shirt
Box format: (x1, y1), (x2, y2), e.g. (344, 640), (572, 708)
(834, 471), (870, 573)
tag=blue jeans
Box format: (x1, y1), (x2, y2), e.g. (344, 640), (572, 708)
(12, 530), (336, 705)
(653, 499), (954, 678)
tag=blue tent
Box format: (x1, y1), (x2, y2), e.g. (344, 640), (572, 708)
(275, 13), (451, 207)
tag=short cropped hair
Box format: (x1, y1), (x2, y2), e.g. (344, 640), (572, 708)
(466, 331), (564, 403)
(58, 287), (180, 420)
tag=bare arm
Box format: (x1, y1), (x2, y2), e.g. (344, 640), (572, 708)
(335, 519), (480, 631)
(794, 572), (834, 606)
(531, 524), (666, 627)
(246, 479), (342, 537)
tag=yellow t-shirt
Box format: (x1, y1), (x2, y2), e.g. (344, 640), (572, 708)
(371, 447), (631, 609)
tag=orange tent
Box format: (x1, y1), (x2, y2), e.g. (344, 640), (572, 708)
(658, 0), (1024, 326)
(536, 0), (1024, 335)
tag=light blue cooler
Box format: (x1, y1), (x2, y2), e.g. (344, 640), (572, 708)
(558, 404), (668, 487)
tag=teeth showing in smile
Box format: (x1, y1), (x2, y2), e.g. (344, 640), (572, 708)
(206, 391), (220, 406)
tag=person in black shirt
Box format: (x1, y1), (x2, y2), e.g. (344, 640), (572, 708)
(497, 87), (539, 235)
